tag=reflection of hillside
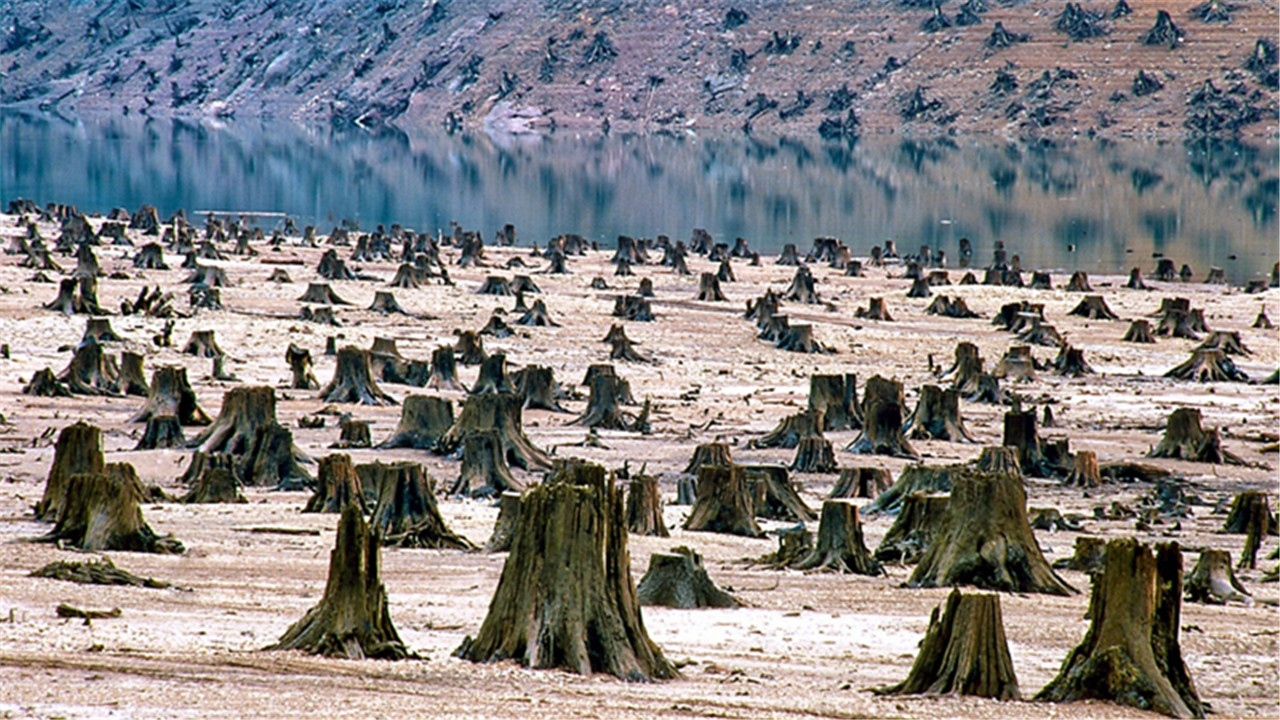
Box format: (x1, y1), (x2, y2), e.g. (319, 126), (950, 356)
(2, 113), (1275, 282)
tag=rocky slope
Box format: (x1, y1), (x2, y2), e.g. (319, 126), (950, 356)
(1, 0), (1277, 138)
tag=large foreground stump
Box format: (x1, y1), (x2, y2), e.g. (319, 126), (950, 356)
(791, 499), (881, 575)
(36, 463), (183, 553)
(455, 461), (677, 680)
(908, 469), (1074, 595)
(684, 464), (762, 537)
(366, 461), (474, 550)
(876, 590), (1020, 700)
(267, 505), (412, 660)
(35, 421), (105, 521)
(637, 547), (740, 608)
(1036, 539), (1203, 719)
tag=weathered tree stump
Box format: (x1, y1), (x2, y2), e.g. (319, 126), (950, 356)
(696, 272), (726, 301)
(454, 330), (487, 365)
(35, 463), (183, 554)
(439, 392), (551, 471)
(1063, 450), (1103, 487)
(114, 351), (148, 397)
(1066, 271), (1092, 292)
(684, 442), (733, 474)
(182, 329), (223, 358)
(297, 282), (349, 305)
(367, 291), (407, 315)
(1185, 549), (1250, 604)
(1069, 295), (1119, 320)
(905, 385), (975, 443)
(1124, 319), (1156, 343)
(1196, 331), (1250, 356)
(1148, 408), (1243, 465)
(876, 590), (1020, 700)
(1036, 539), (1202, 718)
(755, 526), (814, 568)
(186, 385), (311, 487)
(1222, 491), (1276, 535)
(753, 408), (823, 449)
(865, 464), (956, 515)
(876, 492), (949, 564)
(846, 376), (919, 459)
(377, 395), (453, 450)
(57, 338), (120, 396)
(321, 346), (397, 405)
(938, 342), (984, 395)
(1053, 345), (1095, 377)
(791, 436), (838, 473)
(517, 299), (559, 327)
(809, 373), (861, 431)
(509, 365), (567, 412)
(829, 466), (892, 499)
(333, 418), (371, 449)
(180, 467), (246, 504)
(855, 297), (894, 321)
(131, 366), (210, 425)
(82, 317), (121, 345)
(909, 469), (1074, 595)
(637, 547), (740, 608)
(906, 277), (932, 298)
(23, 367), (70, 397)
(604, 324), (653, 363)
(613, 295), (655, 321)
(184, 264), (228, 287)
(1165, 348), (1248, 382)
(1003, 409), (1059, 478)
(1127, 267), (1149, 290)
(790, 499), (881, 574)
(742, 464), (816, 522)
(571, 364), (643, 431)
(784, 265), (820, 303)
(285, 344), (319, 390)
(426, 345), (464, 392)
(35, 421), (105, 521)
(267, 505), (412, 660)
(1053, 536), (1107, 574)
(366, 461), (474, 550)
(455, 461), (677, 680)
(684, 464), (763, 537)
(626, 473), (668, 537)
(1253, 309), (1273, 330)
(1016, 316), (1065, 347)
(485, 491), (523, 552)
(134, 415), (185, 450)
(470, 353), (513, 395)
(452, 430), (525, 499)
(926, 295), (980, 319)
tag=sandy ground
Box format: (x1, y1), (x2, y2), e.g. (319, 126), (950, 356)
(0, 213), (1276, 719)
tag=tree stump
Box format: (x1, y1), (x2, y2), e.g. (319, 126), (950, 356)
(427, 345), (464, 392)
(115, 351), (148, 396)
(792, 499), (881, 574)
(1196, 331), (1250, 356)
(35, 421), (105, 522)
(756, 526), (815, 568)
(791, 436), (838, 473)
(131, 366), (210, 425)
(180, 467), (246, 504)
(865, 464), (956, 515)
(877, 590), (1020, 699)
(974, 445), (1022, 477)
(697, 272), (726, 301)
(904, 385), (975, 442)
(1148, 408), (1244, 465)
(135, 415), (185, 450)
(439, 392), (551, 471)
(753, 408), (824, 449)
(1253, 308), (1273, 330)
(809, 373), (861, 431)
(742, 464), (816, 521)
(452, 430), (524, 499)
(1066, 270), (1093, 292)
(517, 299), (559, 327)
(684, 464), (762, 537)
(908, 468), (1075, 595)
(297, 282), (349, 305)
(471, 353), (513, 395)
(846, 376), (919, 460)
(367, 291), (406, 315)
(182, 329), (223, 358)
(455, 461), (677, 680)
(1165, 348), (1247, 382)
(511, 365), (567, 412)
(305, 454), (365, 513)
(1036, 539), (1202, 718)
(637, 547), (740, 608)
(286, 344), (319, 389)
(571, 364), (639, 430)
(1069, 295), (1119, 320)
(1003, 409), (1057, 477)
(1065, 450), (1103, 487)
(36, 463), (183, 554)
(1123, 318), (1157, 343)
(23, 367), (71, 397)
(378, 395), (453, 450)
(604, 324), (652, 363)
(454, 330), (487, 365)
(1185, 549), (1250, 604)
(1053, 536), (1107, 574)
(829, 466), (892, 499)
(876, 492), (949, 564)
(684, 442), (733, 474)
(58, 338), (120, 396)
(365, 461), (474, 550)
(626, 474), (668, 537)
(186, 385), (311, 487)
(321, 346), (397, 405)
(267, 505), (411, 660)
(1222, 491), (1276, 535)
(939, 342), (984, 394)
(82, 317), (121, 345)
(855, 297), (894, 321)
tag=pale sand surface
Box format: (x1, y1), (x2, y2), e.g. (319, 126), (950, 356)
(0, 212), (1276, 719)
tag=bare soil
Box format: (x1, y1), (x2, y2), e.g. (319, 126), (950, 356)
(0, 214), (1276, 719)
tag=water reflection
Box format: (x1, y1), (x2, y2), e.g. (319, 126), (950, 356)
(1, 111), (1275, 283)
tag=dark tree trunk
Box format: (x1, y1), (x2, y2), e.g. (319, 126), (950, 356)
(809, 373), (861, 431)
(454, 330), (487, 365)
(784, 265), (820, 303)
(378, 394), (453, 450)
(427, 344), (464, 391)
(1165, 348), (1248, 382)
(829, 466), (892, 499)
(471, 352), (513, 395)
(366, 461), (475, 550)
(186, 385), (311, 488)
(131, 365), (210, 425)
(939, 342), (984, 394)
(512, 365), (569, 412)
(452, 430), (525, 498)
(115, 351), (148, 396)
(791, 435), (838, 473)
(753, 408), (824, 449)
(905, 385), (975, 442)
(304, 454), (365, 513)
(298, 282), (349, 305)
(1069, 295), (1119, 320)
(571, 364), (638, 430)
(286, 344), (319, 389)
(1036, 539), (1203, 719)
(877, 590), (1020, 699)
(1149, 408), (1244, 465)
(1053, 345), (1095, 377)
(846, 376), (919, 459)
(485, 491), (523, 553)
(439, 392), (551, 471)
(367, 291), (407, 315)
(1064, 450), (1103, 487)
(321, 346), (397, 405)
(1003, 409), (1057, 477)
(1066, 271), (1093, 292)
(58, 338), (120, 395)
(604, 324), (653, 363)
(906, 277), (932, 298)
(455, 461), (677, 680)
(855, 297), (894, 320)
(35, 421), (105, 521)
(697, 272), (726, 301)
(23, 367), (71, 397)
(180, 467), (246, 504)
(637, 547), (740, 608)
(267, 505), (412, 660)
(333, 418), (371, 449)
(626, 474), (668, 537)
(1124, 319), (1156, 343)
(865, 464), (956, 515)
(875, 492), (949, 564)
(743, 464), (816, 522)
(908, 469), (1075, 595)
(35, 463), (183, 554)
(792, 499), (881, 574)
(135, 415), (185, 450)
(82, 317), (121, 344)
(776, 323), (832, 353)
(684, 442), (733, 474)
(1053, 536), (1107, 574)
(684, 464), (763, 537)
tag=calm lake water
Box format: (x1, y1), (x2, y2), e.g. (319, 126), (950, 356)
(2, 112), (1276, 284)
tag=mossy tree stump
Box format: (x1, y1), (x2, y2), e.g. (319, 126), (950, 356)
(908, 469), (1075, 595)
(809, 373), (861, 431)
(637, 547), (740, 608)
(267, 505), (412, 660)
(455, 461), (677, 680)
(876, 590), (1020, 699)
(186, 385), (311, 488)
(485, 491), (522, 553)
(1036, 538), (1203, 719)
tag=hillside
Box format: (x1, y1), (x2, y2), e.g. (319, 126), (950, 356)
(1, 0), (1277, 138)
